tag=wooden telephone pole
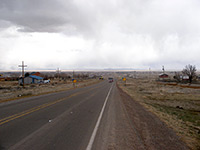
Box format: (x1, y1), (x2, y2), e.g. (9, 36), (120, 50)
(56, 68), (61, 80)
(18, 61), (27, 88)
(162, 66), (165, 73)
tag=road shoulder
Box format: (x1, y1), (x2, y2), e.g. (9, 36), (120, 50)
(117, 85), (189, 150)
(93, 83), (145, 150)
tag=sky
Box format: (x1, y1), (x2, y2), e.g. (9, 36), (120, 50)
(0, 0), (200, 71)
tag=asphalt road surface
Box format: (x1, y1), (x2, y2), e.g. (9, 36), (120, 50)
(0, 81), (114, 150)
(0, 80), (189, 150)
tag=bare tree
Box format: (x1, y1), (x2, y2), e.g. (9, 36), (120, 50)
(174, 72), (182, 83)
(182, 64), (197, 83)
(25, 72), (30, 77)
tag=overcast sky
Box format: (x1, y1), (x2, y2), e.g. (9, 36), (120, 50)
(0, 0), (200, 71)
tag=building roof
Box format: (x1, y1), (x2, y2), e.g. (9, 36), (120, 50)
(30, 72), (41, 76)
(29, 75), (43, 80)
(159, 73), (169, 78)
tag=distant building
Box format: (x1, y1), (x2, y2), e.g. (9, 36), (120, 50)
(159, 73), (169, 78)
(19, 75), (43, 85)
(182, 75), (189, 80)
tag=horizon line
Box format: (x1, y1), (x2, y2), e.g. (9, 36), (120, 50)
(0, 69), (184, 72)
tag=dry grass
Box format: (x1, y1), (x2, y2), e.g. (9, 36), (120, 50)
(118, 78), (200, 150)
(0, 79), (101, 103)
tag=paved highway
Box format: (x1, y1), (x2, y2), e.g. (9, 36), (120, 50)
(0, 81), (114, 150)
(0, 80), (189, 150)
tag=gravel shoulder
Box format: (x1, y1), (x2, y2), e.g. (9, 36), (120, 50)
(117, 78), (200, 150)
(94, 82), (189, 150)
(93, 83), (145, 150)
(117, 85), (189, 150)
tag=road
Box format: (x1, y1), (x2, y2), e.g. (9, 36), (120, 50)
(0, 81), (114, 150)
(0, 80), (189, 150)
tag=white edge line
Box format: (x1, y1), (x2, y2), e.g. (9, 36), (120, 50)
(86, 83), (114, 150)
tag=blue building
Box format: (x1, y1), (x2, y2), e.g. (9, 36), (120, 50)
(19, 75), (43, 85)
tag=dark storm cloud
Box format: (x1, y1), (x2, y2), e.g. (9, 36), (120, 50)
(0, 0), (128, 36)
(0, 0), (93, 34)
(1, 0), (200, 38)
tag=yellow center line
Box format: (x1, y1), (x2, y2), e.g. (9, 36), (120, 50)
(0, 84), (104, 126)
(0, 96), (71, 126)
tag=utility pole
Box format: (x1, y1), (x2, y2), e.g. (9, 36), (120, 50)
(162, 66), (165, 73)
(57, 68), (60, 79)
(18, 61), (27, 88)
(149, 68), (151, 80)
(56, 68), (61, 80)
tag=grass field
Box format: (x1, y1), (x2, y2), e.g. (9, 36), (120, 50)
(0, 78), (101, 103)
(118, 78), (200, 150)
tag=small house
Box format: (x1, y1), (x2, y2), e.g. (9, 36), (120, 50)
(159, 73), (169, 78)
(19, 75), (43, 85)
(182, 75), (189, 80)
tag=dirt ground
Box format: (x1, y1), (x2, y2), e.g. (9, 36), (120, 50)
(0, 79), (101, 103)
(118, 78), (200, 150)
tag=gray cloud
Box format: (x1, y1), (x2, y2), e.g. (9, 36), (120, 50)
(1, 0), (200, 37)
(0, 0), (200, 70)
(0, 0), (81, 33)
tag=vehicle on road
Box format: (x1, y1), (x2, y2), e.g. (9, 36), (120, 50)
(108, 77), (113, 83)
(43, 79), (50, 83)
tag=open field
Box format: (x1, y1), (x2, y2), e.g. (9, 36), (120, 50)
(118, 78), (200, 150)
(0, 78), (101, 103)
